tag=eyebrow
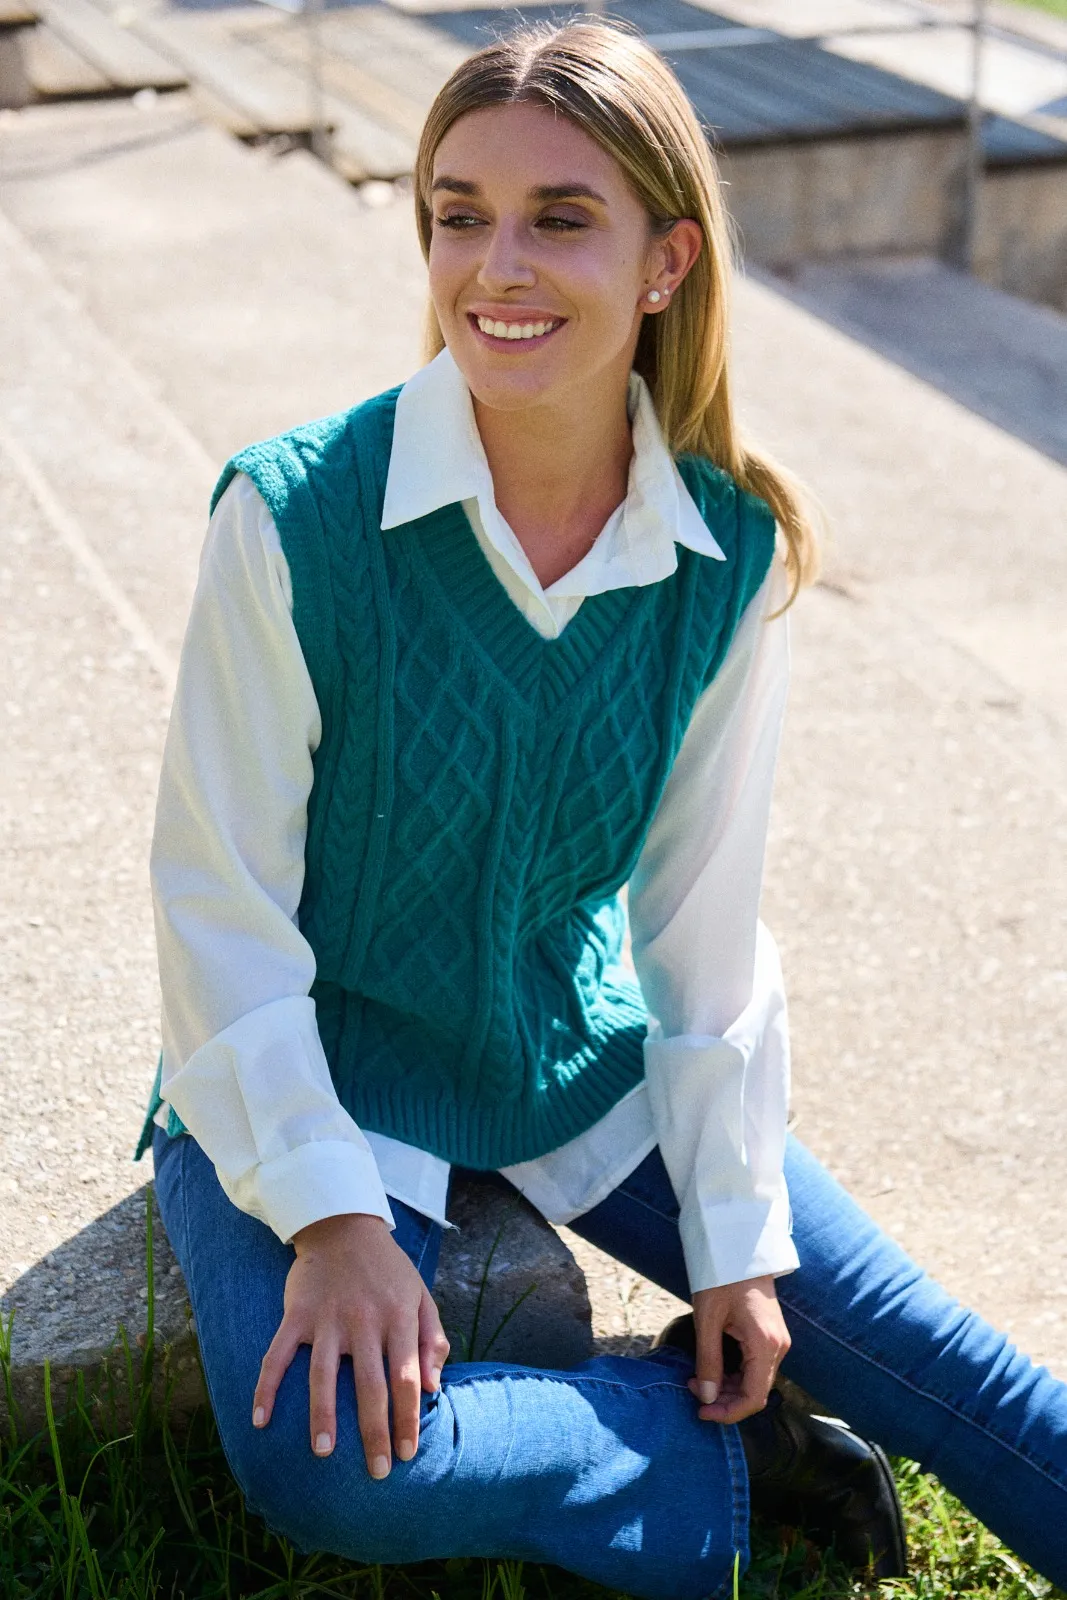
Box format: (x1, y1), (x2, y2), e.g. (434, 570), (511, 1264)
(430, 177), (609, 205)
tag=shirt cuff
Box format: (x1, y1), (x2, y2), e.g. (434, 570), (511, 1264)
(161, 994), (395, 1244)
(223, 1138), (395, 1245)
(678, 1186), (799, 1293)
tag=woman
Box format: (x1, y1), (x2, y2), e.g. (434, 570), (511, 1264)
(139, 21), (1067, 1597)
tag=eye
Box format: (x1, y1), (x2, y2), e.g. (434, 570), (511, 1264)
(433, 210), (485, 229)
(537, 212), (588, 232)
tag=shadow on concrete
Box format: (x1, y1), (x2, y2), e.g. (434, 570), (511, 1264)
(758, 255), (1067, 468)
(0, 112), (203, 185)
(1, 1185), (198, 1433)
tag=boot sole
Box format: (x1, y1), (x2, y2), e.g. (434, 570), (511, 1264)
(865, 1443), (909, 1578)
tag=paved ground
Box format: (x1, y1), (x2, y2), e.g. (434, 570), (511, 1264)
(0, 89), (1065, 1404)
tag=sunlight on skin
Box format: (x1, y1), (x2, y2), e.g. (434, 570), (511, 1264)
(426, 100), (701, 587)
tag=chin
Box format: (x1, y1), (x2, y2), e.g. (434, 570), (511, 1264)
(460, 358), (565, 414)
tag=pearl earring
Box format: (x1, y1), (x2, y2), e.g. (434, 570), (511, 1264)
(646, 289), (662, 304)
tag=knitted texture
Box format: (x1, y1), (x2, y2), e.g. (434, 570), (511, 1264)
(210, 387), (776, 1168)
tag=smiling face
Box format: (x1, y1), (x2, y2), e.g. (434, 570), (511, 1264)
(427, 100), (676, 420)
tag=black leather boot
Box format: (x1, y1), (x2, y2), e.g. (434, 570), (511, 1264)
(651, 1314), (907, 1578)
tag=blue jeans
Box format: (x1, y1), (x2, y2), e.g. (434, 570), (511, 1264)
(152, 1128), (1067, 1597)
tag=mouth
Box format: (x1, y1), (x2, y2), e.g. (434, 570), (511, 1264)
(467, 313), (565, 348)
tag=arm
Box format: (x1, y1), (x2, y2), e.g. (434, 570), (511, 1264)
(628, 553), (797, 1419)
(152, 474), (447, 1468)
(152, 473), (395, 1241)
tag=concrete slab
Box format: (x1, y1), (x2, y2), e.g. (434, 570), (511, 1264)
(1, 90), (1066, 1406)
(0, 428), (191, 1426)
(761, 253), (1067, 467)
(733, 265), (1067, 725)
(0, 95), (424, 468)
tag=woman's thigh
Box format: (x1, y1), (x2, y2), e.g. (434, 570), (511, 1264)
(151, 1129), (443, 1549)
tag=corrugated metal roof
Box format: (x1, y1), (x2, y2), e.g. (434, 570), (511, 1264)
(983, 112), (1067, 168)
(424, 2), (1067, 162)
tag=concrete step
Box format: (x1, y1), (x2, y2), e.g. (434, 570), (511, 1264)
(763, 253), (1067, 468)
(739, 255), (1067, 721)
(0, 95), (423, 468)
(24, 23), (111, 98)
(41, 0), (185, 91)
(129, 2), (415, 178)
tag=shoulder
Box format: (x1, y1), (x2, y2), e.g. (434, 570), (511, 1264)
(675, 454), (775, 550)
(675, 453), (776, 611)
(209, 386), (403, 523)
(203, 473), (293, 617)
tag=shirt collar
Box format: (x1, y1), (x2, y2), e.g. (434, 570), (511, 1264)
(380, 347), (724, 598)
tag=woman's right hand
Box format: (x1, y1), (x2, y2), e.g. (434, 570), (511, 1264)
(251, 1212), (450, 1477)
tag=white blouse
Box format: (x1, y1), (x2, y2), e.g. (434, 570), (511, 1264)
(151, 348), (800, 1294)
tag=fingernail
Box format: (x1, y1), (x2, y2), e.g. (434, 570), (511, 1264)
(370, 1454), (390, 1480)
(314, 1432), (332, 1455)
(252, 1406), (266, 1428)
(695, 1381), (719, 1404)
(396, 1438), (416, 1462)
(430, 1367), (442, 1389)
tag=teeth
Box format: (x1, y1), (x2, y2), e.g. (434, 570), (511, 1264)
(475, 316), (558, 341)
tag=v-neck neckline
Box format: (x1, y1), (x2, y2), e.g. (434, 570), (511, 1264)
(400, 501), (653, 709)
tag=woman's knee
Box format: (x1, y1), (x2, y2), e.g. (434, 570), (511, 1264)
(217, 1368), (426, 1561)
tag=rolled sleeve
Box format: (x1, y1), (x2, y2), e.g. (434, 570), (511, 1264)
(644, 924), (798, 1291)
(631, 556), (799, 1293)
(162, 996), (395, 1242)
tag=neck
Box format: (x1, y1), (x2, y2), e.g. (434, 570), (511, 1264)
(473, 374), (634, 590)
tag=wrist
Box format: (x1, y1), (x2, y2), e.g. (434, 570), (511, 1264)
(293, 1211), (390, 1254)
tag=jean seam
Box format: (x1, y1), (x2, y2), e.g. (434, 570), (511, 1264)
(781, 1295), (1067, 1492)
(706, 1422), (749, 1600)
(610, 1187), (680, 1229)
(412, 1220), (434, 1280)
(441, 1370), (692, 1397)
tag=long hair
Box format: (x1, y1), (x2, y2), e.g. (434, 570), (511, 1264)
(412, 18), (819, 605)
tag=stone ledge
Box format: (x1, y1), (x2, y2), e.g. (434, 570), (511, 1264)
(0, 1174), (593, 1435)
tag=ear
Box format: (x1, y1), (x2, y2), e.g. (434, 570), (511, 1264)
(646, 218), (703, 306)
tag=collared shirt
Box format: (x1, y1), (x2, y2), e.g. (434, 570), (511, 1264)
(151, 348), (800, 1292)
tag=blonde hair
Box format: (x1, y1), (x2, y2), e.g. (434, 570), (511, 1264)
(413, 17), (819, 605)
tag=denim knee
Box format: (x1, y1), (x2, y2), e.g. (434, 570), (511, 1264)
(216, 1355), (440, 1562)
(222, 1403), (409, 1560)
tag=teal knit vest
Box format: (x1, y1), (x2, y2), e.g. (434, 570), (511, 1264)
(150, 385), (775, 1169)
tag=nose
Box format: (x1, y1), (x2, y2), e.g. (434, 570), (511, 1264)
(476, 218), (536, 295)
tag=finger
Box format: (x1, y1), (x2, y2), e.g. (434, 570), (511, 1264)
(418, 1290), (450, 1393)
(700, 1336), (783, 1425)
(387, 1324), (423, 1463)
(688, 1306), (726, 1408)
(352, 1338), (392, 1481)
(253, 1319), (304, 1429)
(308, 1332), (342, 1457)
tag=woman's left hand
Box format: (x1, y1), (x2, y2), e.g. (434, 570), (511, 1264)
(689, 1276), (791, 1425)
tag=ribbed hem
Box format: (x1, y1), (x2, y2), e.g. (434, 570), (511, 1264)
(342, 1033), (648, 1171)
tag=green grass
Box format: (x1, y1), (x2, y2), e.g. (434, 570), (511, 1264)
(1, 1193), (1063, 1600)
(1004, 0), (1067, 22)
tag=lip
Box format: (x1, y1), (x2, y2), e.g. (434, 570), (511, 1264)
(466, 311), (567, 351)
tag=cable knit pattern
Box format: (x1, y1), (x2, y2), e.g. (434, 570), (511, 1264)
(211, 387), (775, 1168)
